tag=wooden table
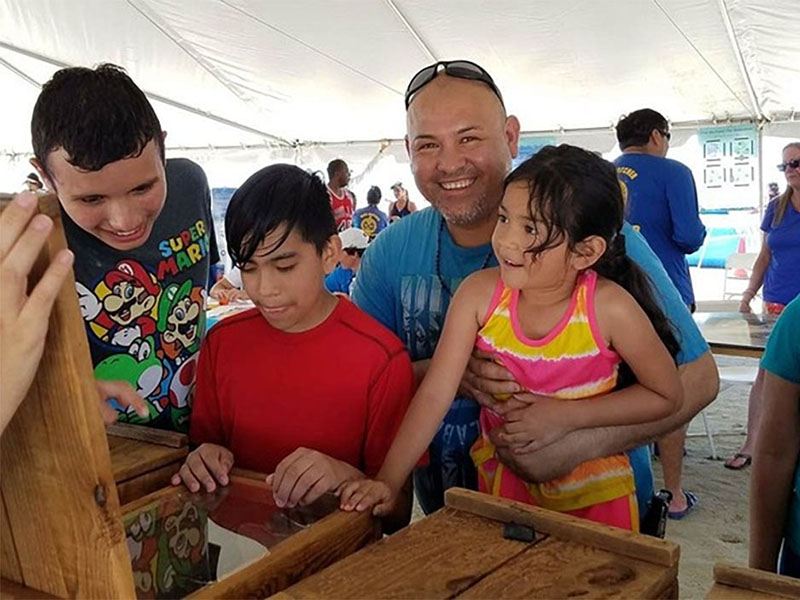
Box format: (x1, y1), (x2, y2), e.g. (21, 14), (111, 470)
(277, 488), (680, 599)
(107, 423), (189, 504)
(693, 311), (777, 358)
(706, 562), (800, 599)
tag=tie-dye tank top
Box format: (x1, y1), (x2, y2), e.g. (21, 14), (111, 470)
(471, 269), (635, 512)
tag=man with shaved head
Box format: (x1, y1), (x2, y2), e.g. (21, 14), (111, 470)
(353, 61), (718, 527)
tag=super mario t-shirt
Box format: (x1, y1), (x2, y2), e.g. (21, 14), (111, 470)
(64, 158), (218, 432)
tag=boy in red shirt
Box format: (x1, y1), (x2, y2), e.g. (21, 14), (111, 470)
(172, 164), (414, 527)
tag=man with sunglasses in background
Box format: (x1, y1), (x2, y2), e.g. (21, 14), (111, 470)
(353, 62), (718, 531)
(325, 227), (369, 296)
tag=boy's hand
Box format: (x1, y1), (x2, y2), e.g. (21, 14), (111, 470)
(217, 288), (248, 303)
(338, 479), (396, 517)
(500, 395), (573, 454)
(267, 447), (362, 509)
(95, 379), (148, 425)
(171, 443), (234, 493)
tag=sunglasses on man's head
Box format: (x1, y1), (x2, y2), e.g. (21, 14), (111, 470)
(405, 60), (504, 110)
(778, 159), (800, 172)
(344, 247), (365, 257)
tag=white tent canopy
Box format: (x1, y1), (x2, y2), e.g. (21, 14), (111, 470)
(2, 0), (799, 158)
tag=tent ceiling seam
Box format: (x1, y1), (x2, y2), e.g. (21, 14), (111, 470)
(716, 0), (763, 120)
(651, 0), (754, 119)
(384, 0), (437, 62)
(0, 41), (293, 147)
(125, 0), (260, 106)
(0, 56), (40, 89)
(216, 0), (403, 96)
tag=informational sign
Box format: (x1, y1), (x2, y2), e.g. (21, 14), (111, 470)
(514, 135), (558, 168)
(697, 124), (758, 209)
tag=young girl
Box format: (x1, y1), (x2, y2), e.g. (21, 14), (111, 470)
(339, 145), (683, 530)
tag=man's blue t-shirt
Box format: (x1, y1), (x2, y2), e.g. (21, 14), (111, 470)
(615, 154), (706, 305)
(353, 205), (389, 240)
(353, 208), (709, 517)
(324, 265), (355, 295)
(761, 199), (800, 306)
(760, 296), (800, 553)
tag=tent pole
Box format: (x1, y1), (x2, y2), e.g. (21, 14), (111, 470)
(0, 56), (40, 89)
(384, 0), (437, 61)
(0, 41), (293, 147)
(716, 0), (763, 120)
(757, 125), (764, 218)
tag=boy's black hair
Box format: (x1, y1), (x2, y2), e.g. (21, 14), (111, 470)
(327, 158), (347, 180)
(226, 164), (337, 266)
(367, 185), (382, 205)
(31, 63), (164, 176)
(505, 144), (680, 386)
(615, 109), (669, 150)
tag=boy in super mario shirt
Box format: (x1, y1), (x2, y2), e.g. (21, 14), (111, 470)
(28, 64), (218, 432)
(174, 164), (414, 529)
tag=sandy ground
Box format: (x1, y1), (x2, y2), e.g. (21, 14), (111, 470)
(410, 355), (757, 599)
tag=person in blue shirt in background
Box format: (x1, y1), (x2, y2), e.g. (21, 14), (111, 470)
(614, 109), (706, 312)
(353, 186), (389, 241)
(325, 227), (368, 296)
(749, 295), (800, 577)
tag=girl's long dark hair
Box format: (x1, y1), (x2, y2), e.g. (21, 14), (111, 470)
(505, 144), (680, 387)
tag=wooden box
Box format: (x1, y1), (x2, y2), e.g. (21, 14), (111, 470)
(706, 562), (800, 599)
(0, 195), (377, 598)
(277, 488), (681, 599)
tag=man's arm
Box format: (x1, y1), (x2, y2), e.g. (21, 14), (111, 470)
(491, 351), (718, 482)
(667, 165), (706, 254)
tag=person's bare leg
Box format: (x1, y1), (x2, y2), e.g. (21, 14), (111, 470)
(725, 367), (765, 468)
(658, 425), (689, 513)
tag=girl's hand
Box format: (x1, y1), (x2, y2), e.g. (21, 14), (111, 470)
(500, 395), (575, 454)
(739, 298), (752, 313)
(338, 479), (396, 517)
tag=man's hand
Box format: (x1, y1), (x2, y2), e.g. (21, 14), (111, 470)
(267, 447), (363, 509)
(459, 350), (523, 408)
(338, 479), (396, 516)
(171, 443), (234, 493)
(95, 379), (148, 425)
(499, 394), (574, 453)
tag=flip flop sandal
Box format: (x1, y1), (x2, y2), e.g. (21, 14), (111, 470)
(724, 453), (752, 470)
(668, 491), (698, 520)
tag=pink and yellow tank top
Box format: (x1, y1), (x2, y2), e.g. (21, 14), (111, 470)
(471, 269), (635, 512)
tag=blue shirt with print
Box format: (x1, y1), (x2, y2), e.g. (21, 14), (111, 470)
(760, 296), (800, 554)
(761, 199), (800, 306)
(353, 208), (709, 518)
(353, 205), (389, 240)
(615, 154), (706, 305)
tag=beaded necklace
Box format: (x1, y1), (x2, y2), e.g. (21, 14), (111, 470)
(435, 218), (495, 299)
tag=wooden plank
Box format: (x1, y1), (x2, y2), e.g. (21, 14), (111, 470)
(445, 487), (679, 568)
(0, 492), (22, 583)
(106, 422), (187, 448)
(458, 536), (677, 599)
(108, 434), (187, 482)
(0, 195), (135, 598)
(278, 507), (543, 599)
(0, 577), (58, 599)
(115, 462), (183, 505)
(707, 583), (783, 600)
(711, 346), (763, 359)
(189, 507), (379, 599)
(711, 562), (800, 599)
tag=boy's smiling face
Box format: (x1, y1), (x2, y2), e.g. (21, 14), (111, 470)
(240, 225), (340, 333)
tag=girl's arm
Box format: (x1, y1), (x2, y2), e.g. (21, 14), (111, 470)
(740, 233), (770, 313)
(563, 281), (683, 430)
(369, 272), (492, 492)
(749, 371), (800, 571)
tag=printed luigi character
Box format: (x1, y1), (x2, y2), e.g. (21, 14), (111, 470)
(158, 280), (204, 364)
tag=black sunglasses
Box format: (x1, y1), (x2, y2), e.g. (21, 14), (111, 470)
(405, 60), (504, 109)
(660, 130), (671, 141)
(778, 159), (800, 172)
(344, 247), (365, 257)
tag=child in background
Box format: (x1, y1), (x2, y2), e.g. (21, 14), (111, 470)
(325, 227), (369, 296)
(340, 145), (683, 531)
(175, 164), (414, 529)
(209, 267), (249, 303)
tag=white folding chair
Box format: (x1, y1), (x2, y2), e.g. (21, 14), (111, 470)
(722, 252), (758, 300)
